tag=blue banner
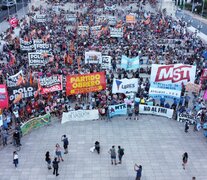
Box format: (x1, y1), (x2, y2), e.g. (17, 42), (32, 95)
(109, 103), (127, 117)
(121, 55), (139, 70)
(149, 82), (181, 100)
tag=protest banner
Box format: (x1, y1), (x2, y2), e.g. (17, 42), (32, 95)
(85, 51), (102, 64)
(66, 72), (106, 95)
(78, 26), (89, 36)
(0, 114), (3, 126)
(104, 4), (116, 11)
(8, 84), (38, 103)
(7, 70), (24, 87)
(139, 104), (174, 118)
(177, 112), (196, 124)
(34, 14), (47, 22)
(126, 14), (136, 23)
(121, 55), (139, 70)
(35, 43), (52, 53)
(110, 27), (123, 37)
(39, 75), (63, 94)
(21, 114), (51, 136)
(101, 56), (112, 69)
(90, 26), (102, 37)
(20, 39), (34, 51)
(0, 84), (9, 109)
(33, 39), (44, 45)
(112, 78), (138, 94)
(28, 53), (48, 66)
(65, 14), (76, 22)
(107, 15), (117, 25)
(150, 64), (196, 84)
(185, 82), (200, 94)
(149, 82), (181, 99)
(108, 103), (127, 117)
(61, 109), (99, 123)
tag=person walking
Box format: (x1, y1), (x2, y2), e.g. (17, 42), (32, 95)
(134, 164), (142, 180)
(2, 129), (8, 146)
(55, 143), (64, 161)
(117, 146), (124, 164)
(45, 151), (52, 170)
(185, 121), (189, 133)
(61, 135), (69, 154)
(95, 141), (100, 154)
(52, 157), (59, 176)
(182, 152), (188, 170)
(108, 146), (117, 165)
(134, 107), (139, 120)
(13, 151), (18, 168)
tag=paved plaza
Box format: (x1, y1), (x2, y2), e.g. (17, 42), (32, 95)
(0, 115), (207, 180)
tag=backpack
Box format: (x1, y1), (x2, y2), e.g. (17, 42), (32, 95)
(120, 148), (124, 156)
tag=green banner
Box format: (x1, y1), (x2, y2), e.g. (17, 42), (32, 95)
(21, 114), (51, 136)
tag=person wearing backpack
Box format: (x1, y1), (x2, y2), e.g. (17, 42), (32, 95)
(61, 135), (69, 154)
(52, 157), (59, 176)
(118, 146), (124, 164)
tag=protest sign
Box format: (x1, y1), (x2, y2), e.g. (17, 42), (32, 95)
(85, 51), (102, 64)
(149, 82), (181, 99)
(7, 70), (24, 87)
(20, 39), (34, 51)
(185, 82), (200, 94)
(65, 14), (76, 22)
(35, 43), (52, 53)
(78, 26), (89, 36)
(0, 115), (3, 126)
(121, 55), (139, 70)
(139, 105), (174, 118)
(150, 64), (196, 84)
(90, 26), (102, 37)
(28, 53), (48, 66)
(39, 75), (63, 94)
(34, 14), (47, 22)
(104, 4), (116, 11)
(126, 14), (136, 23)
(0, 84), (9, 109)
(101, 56), (112, 69)
(177, 112), (196, 124)
(21, 114), (51, 136)
(8, 84), (38, 103)
(61, 110), (99, 123)
(108, 103), (127, 117)
(112, 78), (138, 94)
(110, 27), (123, 37)
(107, 16), (117, 25)
(66, 72), (106, 95)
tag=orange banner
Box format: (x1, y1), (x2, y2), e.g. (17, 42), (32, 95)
(66, 72), (106, 95)
(126, 15), (136, 23)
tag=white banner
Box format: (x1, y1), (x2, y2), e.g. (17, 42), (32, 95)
(112, 78), (138, 94)
(28, 53), (48, 66)
(110, 27), (123, 37)
(61, 110), (99, 123)
(85, 51), (102, 64)
(150, 64), (196, 84)
(101, 56), (112, 69)
(139, 105), (174, 118)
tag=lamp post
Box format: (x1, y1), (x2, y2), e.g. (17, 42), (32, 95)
(201, 0), (205, 17)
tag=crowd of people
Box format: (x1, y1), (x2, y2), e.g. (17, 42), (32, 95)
(0, 0), (207, 146)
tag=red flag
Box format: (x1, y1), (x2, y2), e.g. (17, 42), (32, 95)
(9, 17), (19, 28)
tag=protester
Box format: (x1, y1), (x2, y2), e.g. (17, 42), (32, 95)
(182, 152), (188, 170)
(13, 151), (18, 168)
(52, 157), (60, 176)
(95, 141), (100, 154)
(61, 135), (69, 154)
(134, 164), (142, 180)
(117, 146), (124, 164)
(55, 143), (64, 162)
(108, 145), (117, 165)
(45, 151), (52, 170)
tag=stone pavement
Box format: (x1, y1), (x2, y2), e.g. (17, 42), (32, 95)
(0, 115), (207, 180)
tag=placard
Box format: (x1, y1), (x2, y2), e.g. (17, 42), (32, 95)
(85, 51), (102, 64)
(121, 55), (139, 70)
(110, 27), (123, 37)
(108, 103), (127, 117)
(101, 56), (112, 69)
(28, 53), (48, 66)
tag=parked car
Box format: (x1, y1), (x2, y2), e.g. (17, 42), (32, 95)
(1, 0), (16, 9)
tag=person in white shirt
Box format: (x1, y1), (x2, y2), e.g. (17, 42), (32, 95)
(13, 151), (18, 168)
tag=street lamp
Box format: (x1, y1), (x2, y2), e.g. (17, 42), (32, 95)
(201, 0), (205, 17)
